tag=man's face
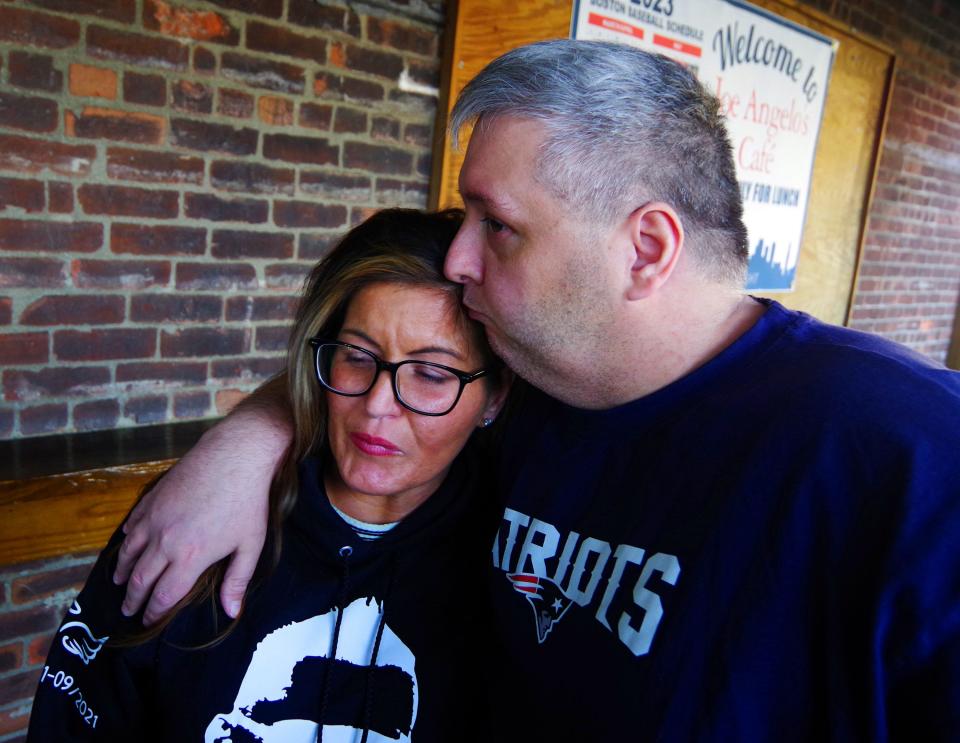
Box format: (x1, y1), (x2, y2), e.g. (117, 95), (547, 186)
(444, 116), (622, 400)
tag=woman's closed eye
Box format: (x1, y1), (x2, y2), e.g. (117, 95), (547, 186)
(412, 365), (454, 384)
(344, 350), (374, 366)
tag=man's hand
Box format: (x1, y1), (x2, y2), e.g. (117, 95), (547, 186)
(113, 380), (292, 625)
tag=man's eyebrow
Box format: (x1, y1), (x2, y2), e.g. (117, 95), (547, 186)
(459, 188), (512, 213)
(340, 329), (465, 361)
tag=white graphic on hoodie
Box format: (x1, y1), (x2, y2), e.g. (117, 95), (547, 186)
(205, 597), (418, 742)
(59, 600), (109, 666)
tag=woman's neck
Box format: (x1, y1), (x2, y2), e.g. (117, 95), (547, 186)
(323, 467), (439, 525)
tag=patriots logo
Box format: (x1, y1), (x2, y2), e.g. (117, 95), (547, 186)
(508, 573), (574, 643)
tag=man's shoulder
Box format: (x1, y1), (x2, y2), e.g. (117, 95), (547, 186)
(772, 302), (940, 367)
(731, 304), (960, 465)
(762, 302), (959, 401)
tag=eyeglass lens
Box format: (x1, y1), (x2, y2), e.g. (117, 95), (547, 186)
(318, 344), (463, 415)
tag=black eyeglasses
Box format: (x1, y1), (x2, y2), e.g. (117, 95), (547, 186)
(308, 339), (490, 416)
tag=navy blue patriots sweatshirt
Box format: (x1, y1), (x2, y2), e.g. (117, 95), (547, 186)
(484, 299), (960, 741)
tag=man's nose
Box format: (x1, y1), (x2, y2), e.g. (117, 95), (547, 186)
(444, 224), (483, 285)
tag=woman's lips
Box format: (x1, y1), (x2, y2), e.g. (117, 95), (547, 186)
(350, 432), (402, 456)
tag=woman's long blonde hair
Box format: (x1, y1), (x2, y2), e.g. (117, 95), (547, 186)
(124, 208), (500, 643)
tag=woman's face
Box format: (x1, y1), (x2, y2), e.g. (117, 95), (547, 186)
(324, 281), (504, 522)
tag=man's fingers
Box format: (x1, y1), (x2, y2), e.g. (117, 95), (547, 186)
(108, 404), (288, 626)
(120, 549), (168, 619)
(142, 561), (206, 627)
(113, 528), (149, 585)
(121, 488), (156, 535)
(219, 547), (261, 619)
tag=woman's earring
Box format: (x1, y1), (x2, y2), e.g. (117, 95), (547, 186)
(480, 417), (495, 428)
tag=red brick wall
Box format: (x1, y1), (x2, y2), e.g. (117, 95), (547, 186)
(0, 552), (96, 740)
(804, 0), (960, 361)
(0, 0), (443, 439)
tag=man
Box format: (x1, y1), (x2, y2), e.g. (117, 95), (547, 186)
(116, 41), (960, 738)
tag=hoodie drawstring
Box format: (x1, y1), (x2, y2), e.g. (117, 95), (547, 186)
(317, 545), (353, 743)
(360, 554), (398, 743)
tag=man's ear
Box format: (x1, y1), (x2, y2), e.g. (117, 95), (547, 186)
(625, 202), (684, 300)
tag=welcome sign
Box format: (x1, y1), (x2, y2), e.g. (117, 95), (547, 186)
(571, 0), (836, 292)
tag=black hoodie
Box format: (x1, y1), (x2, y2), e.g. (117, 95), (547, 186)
(28, 445), (498, 742)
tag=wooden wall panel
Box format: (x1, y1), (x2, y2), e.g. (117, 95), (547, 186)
(432, 0), (893, 326)
(0, 461), (169, 565)
(432, 0), (573, 210)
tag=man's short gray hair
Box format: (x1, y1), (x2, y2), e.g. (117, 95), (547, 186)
(451, 39), (748, 284)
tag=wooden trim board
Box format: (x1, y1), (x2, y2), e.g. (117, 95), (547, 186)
(0, 460), (171, 566)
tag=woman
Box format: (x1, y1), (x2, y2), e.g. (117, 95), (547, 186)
(28, 209), (509, 742)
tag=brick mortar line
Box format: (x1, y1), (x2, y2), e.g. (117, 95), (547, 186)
(869, 208), (960, 222)
(0, 135), (436, 175)
(0, 122), (436, 159)
(863, 237), (960, 246)
(858, 262), (960, 273)
(0, 3), (442, 61)
(0, 42), (439, 117)
(865, 225), (960, 237)
(0, 91), (437, 142)
(0, 192), (430, 224)
(857, 286), (960, 293)
(349, 0), (444, 26)
(846, 304), (959, 313)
